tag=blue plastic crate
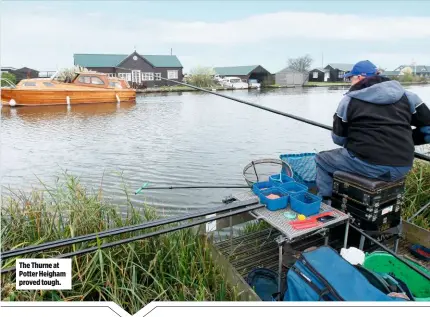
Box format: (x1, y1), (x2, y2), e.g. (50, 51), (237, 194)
(269, 173), (295, 185)
(277, 182), (308, 195)
(280, 153), (317, 187)
(252, 181), (278, 196)
(290, 192), (322, 217)
(257, 188), (289, 211)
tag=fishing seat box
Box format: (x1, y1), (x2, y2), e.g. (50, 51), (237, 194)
(332, 171), (406, 209)
(329, 171), (405, 250)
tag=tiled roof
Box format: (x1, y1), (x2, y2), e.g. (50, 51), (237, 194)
(214, 65), (260, 76)
(74, 53), (183, 68)
(325, 63), (354, 71)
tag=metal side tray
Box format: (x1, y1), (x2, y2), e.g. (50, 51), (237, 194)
(233, 190), (350, 243)
(233, 190), (351, 297)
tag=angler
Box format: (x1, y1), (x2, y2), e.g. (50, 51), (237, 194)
(315, 60), (430, 203)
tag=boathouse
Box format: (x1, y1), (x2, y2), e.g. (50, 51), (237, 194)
(274, 67), (308, 86)
(73, 51), (184, 88)
(213, 65), (273, 85)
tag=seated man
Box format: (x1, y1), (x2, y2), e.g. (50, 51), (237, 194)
(315, 60), (430, 203)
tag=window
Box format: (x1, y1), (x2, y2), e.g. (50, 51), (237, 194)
(338, 71), (344, 79)
(167, 70), (178, 79)
(142, 72), (154, 81)
(109, 81), (122, 88)
(313, 72), (318, 79)
(23, 82), (36, 86)
(78, 76), (91, 84)
(155, 73), (161, 81)
(91, 77), (104, 85)
(108, 73), (116, 78)
(126, 73), (132, 81)
(43, 82), (55, 87)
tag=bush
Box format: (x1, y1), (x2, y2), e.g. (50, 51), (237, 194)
(1, 72), (16, 86)
(186, 67), (216, 88)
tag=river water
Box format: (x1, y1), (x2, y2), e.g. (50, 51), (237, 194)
(2, 85), (429, 215)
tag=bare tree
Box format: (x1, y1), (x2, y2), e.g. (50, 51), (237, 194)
(287, 55), (313, 73)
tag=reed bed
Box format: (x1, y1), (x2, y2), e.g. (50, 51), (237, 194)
(1, 174), (240, 313)
(403, 159), (430, 229)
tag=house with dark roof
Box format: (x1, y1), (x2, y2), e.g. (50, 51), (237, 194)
(324, 63), (354, 82)
(213, 65), (273, 84)
(308, 63), (354, 82)
(381, 70), (401, 78)
(73, 51), (183, 88)
(308, 68), (329, 82)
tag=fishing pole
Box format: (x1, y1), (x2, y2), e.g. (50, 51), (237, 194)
(1, 198), (259, 260)
(160, 77), (430, 163)
(135, 185), (250, 193)
(349, 224), (430, 281)
(406, 200), (430, 222)
(1, 202), (264, 274)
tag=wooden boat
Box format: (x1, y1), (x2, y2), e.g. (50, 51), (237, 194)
(1, 71), (136, 107)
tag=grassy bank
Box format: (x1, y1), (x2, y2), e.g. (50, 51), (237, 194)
(1, 175), (240, 313)
(136, 85), (233, 93)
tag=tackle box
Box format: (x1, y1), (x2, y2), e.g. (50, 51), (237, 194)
(330, 195), (401, 251)
(332, 171), (406, 207)
(330, 194), (402, 223)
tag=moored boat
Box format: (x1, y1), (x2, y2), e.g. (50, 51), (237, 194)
(1, 71), (136, 107)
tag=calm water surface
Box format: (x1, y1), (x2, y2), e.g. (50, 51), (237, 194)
(2, 85), (429, 215)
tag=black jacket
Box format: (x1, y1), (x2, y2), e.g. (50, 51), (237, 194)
(332, 76), (430, 167)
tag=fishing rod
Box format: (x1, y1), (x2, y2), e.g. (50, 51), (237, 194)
(160, 77), (430, 163)
(407, 200), (430, 222)
(349, 224), (430, 281)
(135, 184), (250, 194)
(1, 202), (264, 274)
(1, 198), (259, 260)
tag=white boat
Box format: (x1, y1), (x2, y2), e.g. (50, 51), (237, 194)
(220, 77), (249, 89)
(248, 79), (261, 89)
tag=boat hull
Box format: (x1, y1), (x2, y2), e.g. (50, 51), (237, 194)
(1, 88), (136, 106)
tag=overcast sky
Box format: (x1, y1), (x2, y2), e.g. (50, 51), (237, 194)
(1, 0), (430, 73)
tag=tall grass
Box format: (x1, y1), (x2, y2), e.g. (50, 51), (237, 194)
(403, 159), (430, 229)
(1, 174), (240, 313)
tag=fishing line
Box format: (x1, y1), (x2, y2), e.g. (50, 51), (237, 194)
(135, 185), (250, 193)
(160, 77), (430, 163)
(349, 224), (430, 281)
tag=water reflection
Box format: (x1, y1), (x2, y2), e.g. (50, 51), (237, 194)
(1, 101), (136, 122)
